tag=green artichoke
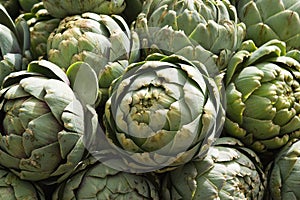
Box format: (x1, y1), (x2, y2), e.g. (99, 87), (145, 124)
(16, 2), (60, 60)
(133, 0), (246, 75)
(0, 60), (88, 183)
(47, 12), (139, 76)
(224, 39), (300, 156)
(0, 166), (45, 199)
(236, 0), (300, 50)
(52, 158), (160, 200)
(42, 0), (126, 18)
(161, 137), (266, 200)
(85, 53), (225, 173)
(0, 3), (32, 86)
(266, 139), (300, 200)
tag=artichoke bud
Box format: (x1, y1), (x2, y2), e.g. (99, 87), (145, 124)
(161, 137), (267, 200)
(224, 39), (300, 159)
(52, 161), (160, 200)
(0, 60), (88, 183)
(133, 0), (246, 75)
(47, 12), (136, 83)
(85, 53), (225, 173)
(236, 0), (300, 51)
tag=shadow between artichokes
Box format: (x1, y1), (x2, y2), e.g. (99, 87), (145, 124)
(19, 0), (40, 13)
(0, 0), (21, 20)
(83, 53), (226, 173)
(42, 0), (126, 19)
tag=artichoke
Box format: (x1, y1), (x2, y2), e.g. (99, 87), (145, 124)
(161, 137), (266, 200)
(0, 166), (45, 199)
(0, 4), (32, 86)
(85, 53), (225, 173)
(47, 12), (139, 76)
(16, 2), (60, 60)
(52, 158), (160, 200)
(236, 0), (300, 50)
(266, 139), (300, 200)
(133, 0), (246, 75)
(224, 39), (300, 156)
(0, 60), (88, 183)
(42, 0), (126, 18)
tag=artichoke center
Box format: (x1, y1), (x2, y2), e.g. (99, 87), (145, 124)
(130, 85), (172, 125)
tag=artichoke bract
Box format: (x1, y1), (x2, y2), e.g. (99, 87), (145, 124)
(0, 4), (32, 87)
(236, 0), (300, 50)
(97, 60), (129, 108)
(42, 0), (126, 18)
(47, 12), (139, 76)
(84, 53), (225, 173)
(133, 0), (246, 75)
(161, 137), (266, 200)
(16, 2), (60, 60)
(0, 60), (87, 183)
(266, 139), (300, 200)
(224, 39), (300, 155)
(52, 159), (160, 200)
(0, 166), (45, 199)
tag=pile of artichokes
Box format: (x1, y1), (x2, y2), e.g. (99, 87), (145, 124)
(1, 0), (300, 199)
